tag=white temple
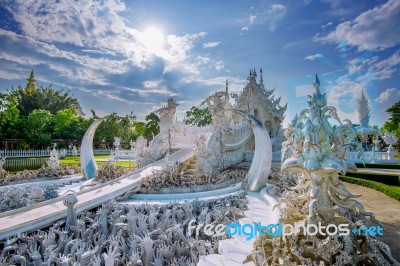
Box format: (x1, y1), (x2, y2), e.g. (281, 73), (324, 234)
(231, 68), (287, 137)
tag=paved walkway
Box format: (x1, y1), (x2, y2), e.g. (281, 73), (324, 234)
(198, 186), (281, 266)
(0, 148), (194, 240)
(345, 182), (400, 262)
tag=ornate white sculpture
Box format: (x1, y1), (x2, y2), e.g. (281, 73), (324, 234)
(71, 145), (78, 157)
(130, 99), (178, 168)
(47, 145), (60, 169)
(383, 131), (398, 152)
(248, 75), (398, 265)
(372, 136), (381, 152)
(129, 139), (135, 150)
(0, 157), (7, 181)
(113, 137), (121, 150)
(155, 97), (178, 133)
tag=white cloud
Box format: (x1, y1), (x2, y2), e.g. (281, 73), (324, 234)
(249, 15), (257, 24)
(195, 56), (211, 65)
(376, 88), (400, 104)
(267, 5), (287, 31)
(304, 53), (323, 60)
(326, 79), (364, 123)
(373, 50), (400, 79)
(347, 50), (400, 81)
(215, 61), (224, 71)
(242, 4), (287, 32)
(321, 22), (333, 29)
(202, 41), (221, 48)
(162, 32), (207, 75)
(3, 0), (212, 75)
(0, 29), (129, 86)
(315, 0), (400, 51)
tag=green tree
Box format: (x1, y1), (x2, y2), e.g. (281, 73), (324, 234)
(10, 85), (79, 116)
(54, 108), (79, 132)
(25, 109), (53, 148)
(0, 94), (20, 139)
(145, 112), (160, 140)
(95, 113), (121, 144)
(133, 121), (147, 139)
(185, 106), (212, 126)
(94, 112), (137, 146)
(119, 112), (137, 142)
(382, 101), (400, 149)
(53, 108), (92, 142)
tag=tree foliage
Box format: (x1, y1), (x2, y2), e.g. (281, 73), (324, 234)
(95, 113), (135, 144)
(25, 109), (53, 148)
(382, 100), (400, 149)
(9, 85), (79, 116)
(185, 106), (212, 126)
(0, 72), (161, 149)
(0, 94), (20, 139)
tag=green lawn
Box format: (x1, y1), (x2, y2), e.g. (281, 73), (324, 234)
(60, 155), (136, 168)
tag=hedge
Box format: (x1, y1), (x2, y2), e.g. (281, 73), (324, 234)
(339, 175), (400, 201)
(355, 163), (400, 170)
(344, 172), (399, 186)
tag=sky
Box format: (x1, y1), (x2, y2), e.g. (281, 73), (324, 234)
(0, 0), (399, 127)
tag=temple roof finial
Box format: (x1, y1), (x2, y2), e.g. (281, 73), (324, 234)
(259, 68), (263, 84)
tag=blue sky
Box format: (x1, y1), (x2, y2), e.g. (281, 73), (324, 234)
(0, 0), (399, 126)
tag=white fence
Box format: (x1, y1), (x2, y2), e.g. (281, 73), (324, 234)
(0, 149), (112, 158)
(0, 149), (67, 158)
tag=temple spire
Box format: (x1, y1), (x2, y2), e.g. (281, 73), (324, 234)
(259, 68), (263, 85)
(313, 74), (320, 89)
(358, 88), (370, 127)
(25, 70), (37, 93)
(225, 80), (229, 103)
(313, 74), (322, 97)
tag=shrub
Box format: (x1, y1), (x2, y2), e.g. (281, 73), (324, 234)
(355, 163), (400, 170)
(344, 172), (399, 186)
(339, 175), (400, 201)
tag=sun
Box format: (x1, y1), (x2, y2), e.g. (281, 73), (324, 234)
(140, 27), (165, 54)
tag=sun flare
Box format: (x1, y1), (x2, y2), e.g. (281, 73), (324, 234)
(141, 27), (165, 54)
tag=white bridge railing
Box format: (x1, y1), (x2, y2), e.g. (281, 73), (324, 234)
(112, 150), (135, 160)
(245, 151), (281, 162)
(346, 151), (398, 164)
